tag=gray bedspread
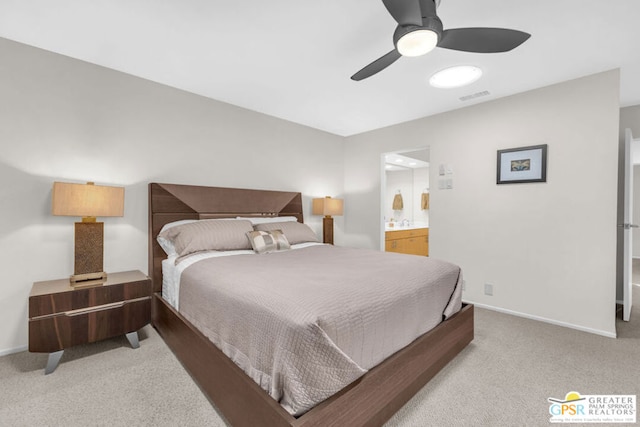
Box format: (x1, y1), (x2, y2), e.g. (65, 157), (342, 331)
(178, 245), (462, 416)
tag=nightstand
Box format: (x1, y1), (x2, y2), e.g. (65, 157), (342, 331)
(29, 270), (151, 374)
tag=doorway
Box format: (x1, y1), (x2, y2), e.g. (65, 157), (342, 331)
(621, 129), (640, 322)
(631, 162), (640, 299)
(380, 147), (430, 255)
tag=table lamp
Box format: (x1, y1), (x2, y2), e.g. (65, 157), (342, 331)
(312, 196), (343, 245)
(52, 181), (124, 286)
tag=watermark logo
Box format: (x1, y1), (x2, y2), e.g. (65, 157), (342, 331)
(549, 391), (636, 423)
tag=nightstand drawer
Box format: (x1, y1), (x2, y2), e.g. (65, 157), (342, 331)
(29, 296), (151, 353)
(30, 271), (151, 317)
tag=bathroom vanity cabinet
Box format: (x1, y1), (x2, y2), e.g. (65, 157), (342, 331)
(385, 228), (429, 256)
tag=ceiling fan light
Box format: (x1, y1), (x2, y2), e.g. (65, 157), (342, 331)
(397, 29), (438, 57)
(429, 65), (483, 89)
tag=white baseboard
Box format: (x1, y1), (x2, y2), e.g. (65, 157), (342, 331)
(465, 300), (617, 339)
(0, 345), (27, 357)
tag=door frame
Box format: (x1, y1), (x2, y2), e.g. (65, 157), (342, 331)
(379, 147), (430, 251)
(622, 129), (639, 321)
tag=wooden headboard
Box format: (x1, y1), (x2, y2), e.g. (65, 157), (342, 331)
(148, 183), (303, 293)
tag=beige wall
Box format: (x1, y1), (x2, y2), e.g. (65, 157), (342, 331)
(0, 38), (345, 354)
(344, 70), (621, 337)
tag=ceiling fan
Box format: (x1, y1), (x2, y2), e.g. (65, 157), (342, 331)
(351, 0), (530, 81)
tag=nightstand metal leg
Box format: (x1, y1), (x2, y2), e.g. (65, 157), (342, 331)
(45, 350), (64, 375)
(125, 331), (140, 349)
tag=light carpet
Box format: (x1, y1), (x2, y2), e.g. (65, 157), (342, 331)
(1, 290), (638, 427)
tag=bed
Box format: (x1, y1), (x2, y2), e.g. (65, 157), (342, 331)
(149, 182), (474, 426)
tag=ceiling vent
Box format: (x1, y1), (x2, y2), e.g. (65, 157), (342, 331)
(459, 91), (490, 102)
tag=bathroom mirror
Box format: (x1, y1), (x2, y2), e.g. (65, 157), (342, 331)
(384, 149), (430, 227)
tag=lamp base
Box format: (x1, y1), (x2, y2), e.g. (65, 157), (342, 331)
(72, 221), (106, 287)
(70, 271), (107, 288)
(322, 216), (334, 245)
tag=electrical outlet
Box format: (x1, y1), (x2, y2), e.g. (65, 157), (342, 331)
(461, 280), (466, 291)
(484, 283), (493, 296)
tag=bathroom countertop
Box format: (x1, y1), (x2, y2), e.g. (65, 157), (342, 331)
(385, 224), (429, 232)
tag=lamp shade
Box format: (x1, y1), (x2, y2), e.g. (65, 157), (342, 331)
(312, 196), (343, 217)
(52, 182), (124, 218)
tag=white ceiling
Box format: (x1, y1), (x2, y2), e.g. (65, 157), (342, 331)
(1, 0), (639, 137)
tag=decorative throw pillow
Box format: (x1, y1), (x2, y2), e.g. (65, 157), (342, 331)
(254, 221), (319, 245)
(246, 230), (291, 254)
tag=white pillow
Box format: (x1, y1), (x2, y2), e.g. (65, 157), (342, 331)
(236, 216), (299, 225)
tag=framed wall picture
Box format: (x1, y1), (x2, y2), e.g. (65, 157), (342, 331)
(497, 144), (548, 184)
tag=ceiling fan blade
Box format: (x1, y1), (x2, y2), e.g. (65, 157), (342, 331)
(382, 0), (423, 26)
(439, 28), (531, 53)
(351, 50), (402, 81)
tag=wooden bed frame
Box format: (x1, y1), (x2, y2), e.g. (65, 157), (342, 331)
(148, 182), (474, 427)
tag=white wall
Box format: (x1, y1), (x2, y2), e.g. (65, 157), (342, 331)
(344, 70), (621, 337)
(0, 35), (624, 352)
(0, 38), (345, 354)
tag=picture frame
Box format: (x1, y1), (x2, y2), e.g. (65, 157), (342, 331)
(497, 144), (548, 184)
